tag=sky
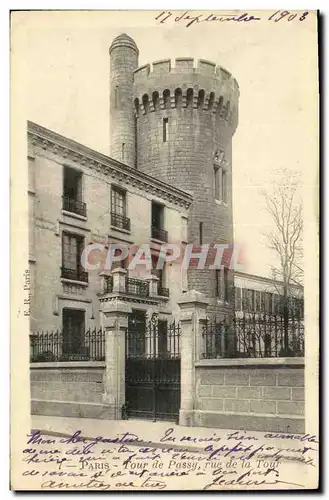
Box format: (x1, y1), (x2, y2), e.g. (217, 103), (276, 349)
(13, 10), (318, 278)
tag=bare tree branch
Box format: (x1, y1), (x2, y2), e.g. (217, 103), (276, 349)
(262, 171), (304, 294)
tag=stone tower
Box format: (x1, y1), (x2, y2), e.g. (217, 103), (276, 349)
(109, 34), (139, 168)
(110, 35), (239, 320)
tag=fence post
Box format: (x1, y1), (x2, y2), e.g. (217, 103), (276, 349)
(147, 274), (159, 297)
(100, 297), (132, 419)
(112, 267), (127, 293)
(177, 290), (209, 426)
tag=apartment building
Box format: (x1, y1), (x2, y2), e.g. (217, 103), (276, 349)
(28, 121), (192, 357)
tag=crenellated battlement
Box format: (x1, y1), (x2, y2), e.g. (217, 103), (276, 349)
(132, 58), (239, 130)
(133, 58), (238, 89)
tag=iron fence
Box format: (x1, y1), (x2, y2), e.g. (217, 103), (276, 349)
(126, 318), (181, 360)
(30, 328), (105, 362)
(202, 311), (304, 359)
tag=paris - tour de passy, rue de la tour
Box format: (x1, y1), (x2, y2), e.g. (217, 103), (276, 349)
(29, 34), (305, 433)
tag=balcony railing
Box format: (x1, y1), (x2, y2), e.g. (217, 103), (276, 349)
(158, 286), (170, 297)
(30, 329), (105, 362)
(125, 278), (149, 298)
(61, 266), (88, 283)
(151, 226), (168, 242)
(111, 212), (131, 231)
(62, 196), (87, 217)
(104, 276), (113, 293)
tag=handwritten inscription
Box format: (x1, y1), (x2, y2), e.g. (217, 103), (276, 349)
(155, 11), (310, 28)
(19, 428), (318, 490)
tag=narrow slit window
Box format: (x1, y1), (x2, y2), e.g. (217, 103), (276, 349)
(214, 166), (221, 200)
(114, 86), (119, 108)
(199, 222), (203, 245)
(163, 118), (168, 142)
(222, 170), (227, 203)
(122, 143), (125, 162)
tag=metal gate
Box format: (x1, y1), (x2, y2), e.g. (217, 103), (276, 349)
(125, 311), (181, 421)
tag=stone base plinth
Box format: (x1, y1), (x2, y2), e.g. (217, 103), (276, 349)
(31, 399), (121, 420)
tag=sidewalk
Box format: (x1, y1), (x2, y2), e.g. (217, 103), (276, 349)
(32, 415), (224, 453)
(31, 414), (312, 458)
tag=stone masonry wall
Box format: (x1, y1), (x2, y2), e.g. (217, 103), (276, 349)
(30, 365), (110, 419)
(194, 361), (305, 433)
(135, 100), (234, 321)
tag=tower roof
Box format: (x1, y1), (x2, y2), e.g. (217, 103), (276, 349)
(110, 33), (139, 54)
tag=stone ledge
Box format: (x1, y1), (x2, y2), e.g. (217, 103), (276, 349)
(193, 410), (305, 434)
(30, 362), (105, 369)
(196, 358), (304, 368)
(62, 210), (87, 222)
(31, 399), (119, 420)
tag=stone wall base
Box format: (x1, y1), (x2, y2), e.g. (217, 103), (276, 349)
(193, 410), (305, 434)
(31, 399), (122, 420)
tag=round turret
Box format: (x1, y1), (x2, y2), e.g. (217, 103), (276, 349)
(132, 58), (239, 319)
(109, 34), (139, 167)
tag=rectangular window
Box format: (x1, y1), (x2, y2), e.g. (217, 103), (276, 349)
(242, 288), (248, 310)
(62, 308), (85, 356)
(250, 289), (255, 311)
(62, 232), (87, 282)
(63, 166), (86, 216)
(111, 186), (130, 231)
(63, 166), (82, 201)
(255, 291), (261, 312)
(245, 289), (255, 311)
(265, 292), (273, 313)
(235, 287), (242, 310)
(111, 186), (126, 216)
(151, 202), (167, 241)
(152, 202), (163, 229)
(163, 118), (168, 142)
(260, 291), (266, 312)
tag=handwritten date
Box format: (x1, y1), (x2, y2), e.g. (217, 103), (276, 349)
(155, 10), (310, 28)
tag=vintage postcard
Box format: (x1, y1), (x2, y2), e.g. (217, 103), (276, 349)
(10, 9), (319, 491)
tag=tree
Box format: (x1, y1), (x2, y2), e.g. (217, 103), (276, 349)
(262, 171), (303, 355)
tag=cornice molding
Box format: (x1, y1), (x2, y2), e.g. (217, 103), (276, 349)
(27, 121), (193, 210)
(234, 270), (303, 291)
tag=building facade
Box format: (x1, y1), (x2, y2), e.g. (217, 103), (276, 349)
(28, 121), (192, 342)
(234, 271), (304, 317)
